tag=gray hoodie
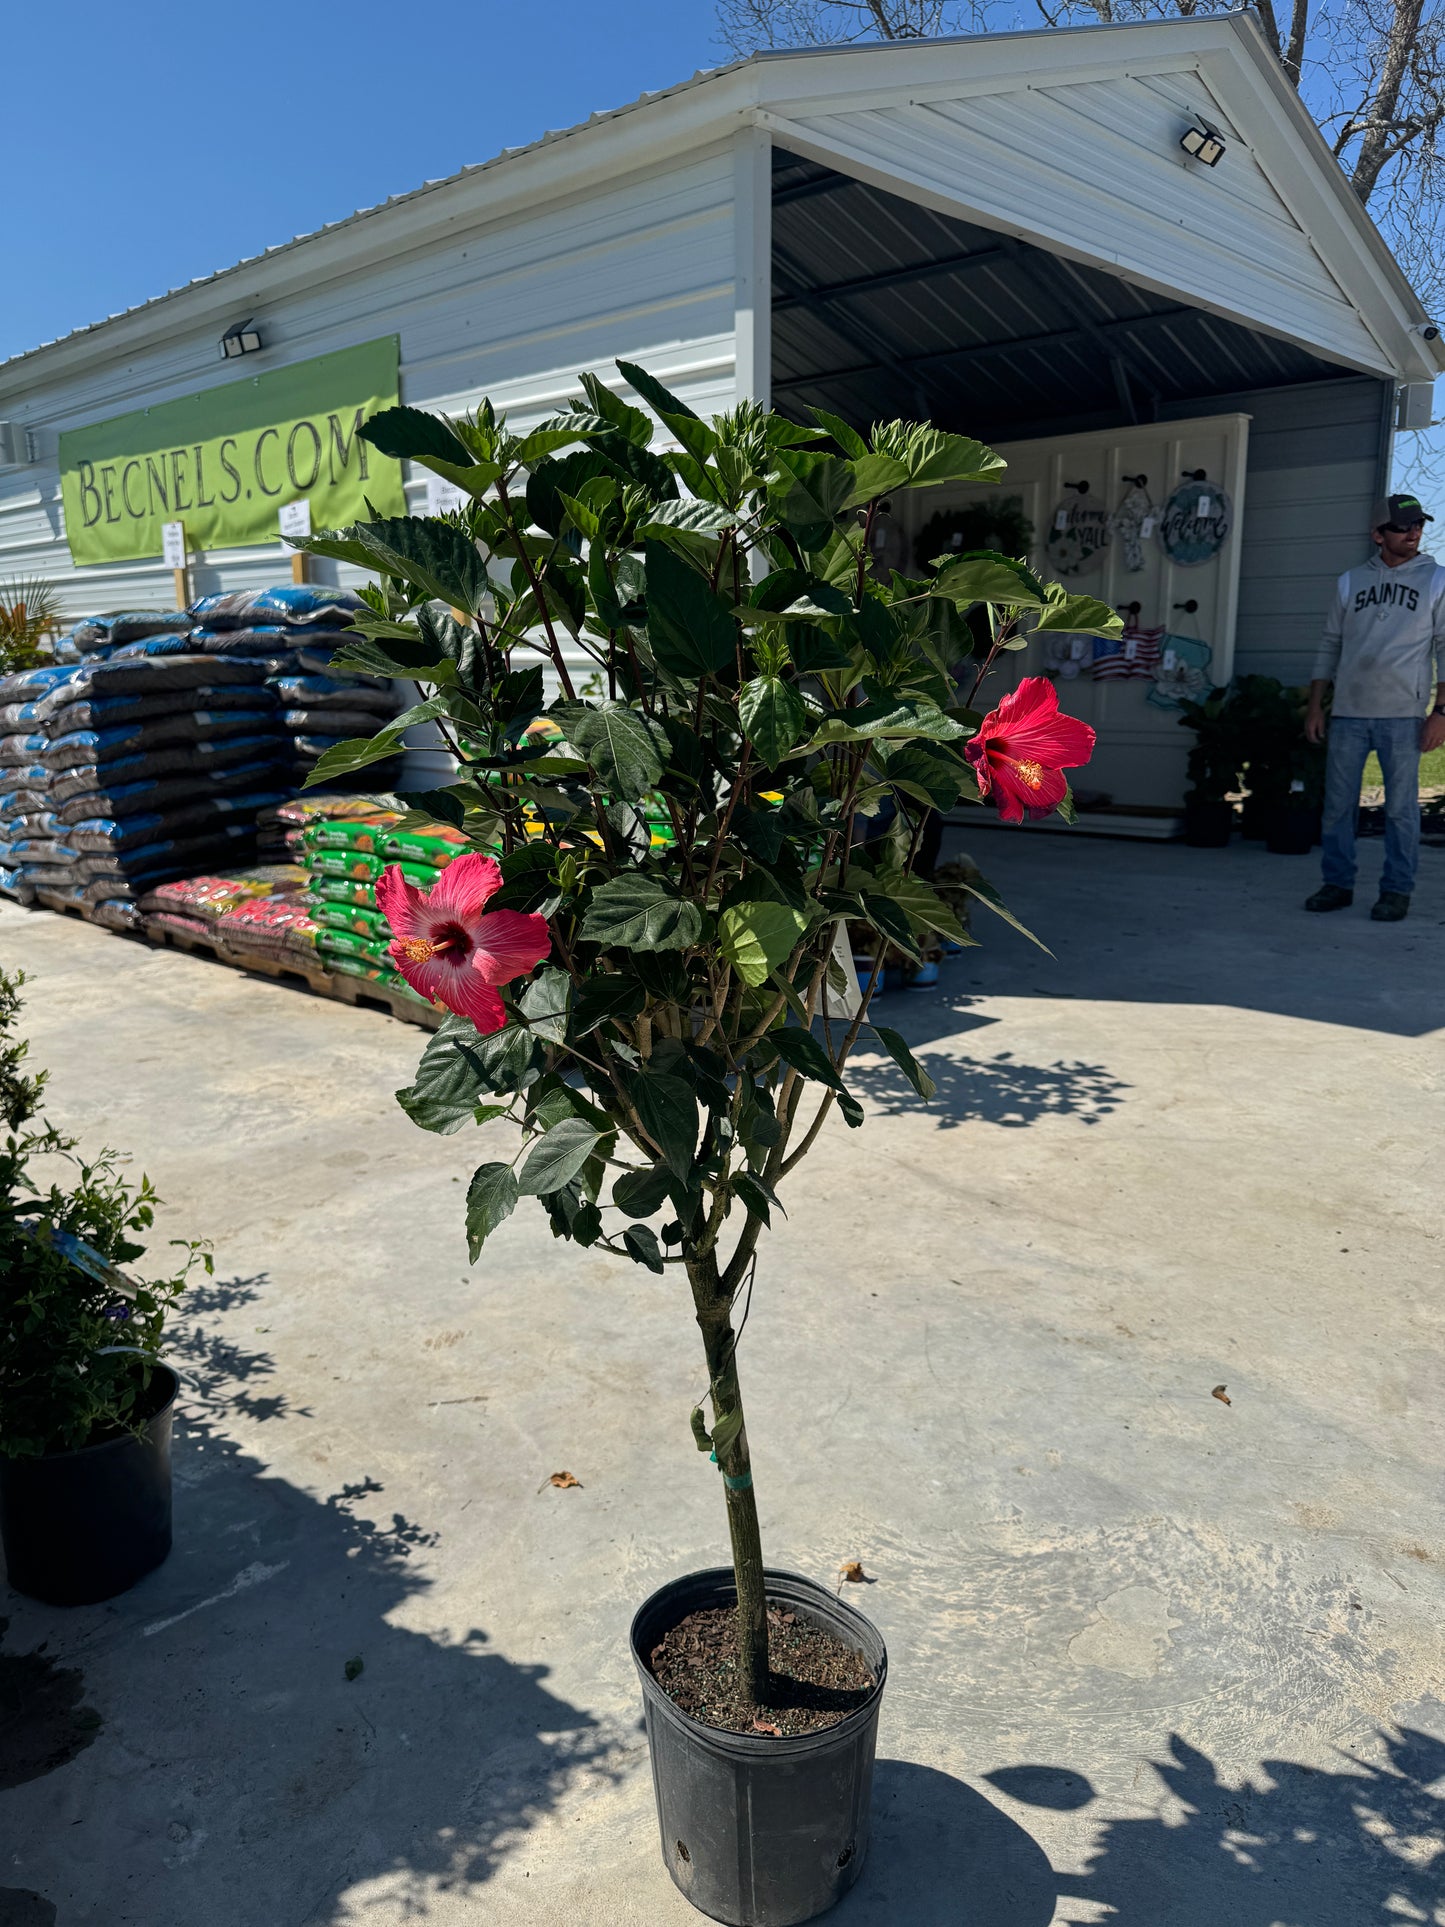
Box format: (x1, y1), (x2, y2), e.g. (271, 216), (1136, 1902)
(1313, 550), (1445, 717)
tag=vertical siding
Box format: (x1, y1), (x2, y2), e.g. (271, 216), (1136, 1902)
(0, 144), (738, 625)
(775, 66), (1386, 375)
(1161, 377), (1392, 685)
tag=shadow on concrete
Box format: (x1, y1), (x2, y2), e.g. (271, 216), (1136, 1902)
(848, 1038), (1129, 1133)
(0, 1273), (624, 1925)
(937, 826), (1445, 1037)
(834, 1728), (1445, 1923)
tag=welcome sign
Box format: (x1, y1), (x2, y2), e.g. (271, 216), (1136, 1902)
(59, 337), (406, 566)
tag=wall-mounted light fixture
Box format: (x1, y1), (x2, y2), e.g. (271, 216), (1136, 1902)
(220, 319), (263, 360)
(1180, 121), (1226, 167)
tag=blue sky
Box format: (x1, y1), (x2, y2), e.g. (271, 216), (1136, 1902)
(5, 0), (1435, 509)
(0, 0), (722, 362)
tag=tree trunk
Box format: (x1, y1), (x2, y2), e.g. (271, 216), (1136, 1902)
(686, 1251), (770, 1703)
(1352, 0), (1426, 199)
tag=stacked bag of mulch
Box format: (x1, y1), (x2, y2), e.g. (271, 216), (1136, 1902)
(0, 654), (291, 917)
(138, 865), (308, 945)
(302, 809), (468, 999)
(186, 587), (403, 791)
(256, 792), (395, 863)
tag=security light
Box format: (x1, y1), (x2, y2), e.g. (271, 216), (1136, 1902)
(220, 320), (263, 360)
(1180, 122), (1226, 167)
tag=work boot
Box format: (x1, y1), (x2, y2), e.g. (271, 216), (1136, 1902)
(1304, 884), (1353, 912)
(1370, 891), (1410, 922)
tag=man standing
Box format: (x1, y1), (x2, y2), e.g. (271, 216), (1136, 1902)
(1304, 493), (1445, 921)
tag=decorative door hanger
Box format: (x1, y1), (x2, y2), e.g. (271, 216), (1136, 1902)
(1160, 474), (1231, 567)
(1109, 474), (1158, 573)
(1045, 482), (1111, 575)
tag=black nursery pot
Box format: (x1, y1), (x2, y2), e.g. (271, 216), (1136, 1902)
(631, 1568), (888, 1927)
(1265, 804), (1321, 855)
(0, 1364), (177, 1606)
(1183, 797), (1235, 848)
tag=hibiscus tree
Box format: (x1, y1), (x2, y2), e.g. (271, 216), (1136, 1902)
(298, 367), (1113, 1701)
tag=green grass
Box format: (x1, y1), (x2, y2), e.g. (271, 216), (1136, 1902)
(1362, 746), (1445, 793)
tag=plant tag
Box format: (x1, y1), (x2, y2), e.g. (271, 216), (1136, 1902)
(1197, 494), (1212, 516)
(427, 475), (468, 514)
(161, 521), (186, 569)
(1140, 515), (1155, 538)
(278, 499), (311, 547)
(1054, 508), (1069, 531)
(823, 919), (863, 1022)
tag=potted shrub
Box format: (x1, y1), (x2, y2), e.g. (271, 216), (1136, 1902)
(0, 968), (207, 1605)
(297, 368), (1112, 1925)
(1176, 689), (1240, 846)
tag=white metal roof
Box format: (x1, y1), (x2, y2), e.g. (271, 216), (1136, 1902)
(4, 13), (1441, 388)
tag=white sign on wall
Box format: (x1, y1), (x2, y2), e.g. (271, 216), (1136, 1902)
(278, 499), (312, 547)
(161, 521), (187, 569)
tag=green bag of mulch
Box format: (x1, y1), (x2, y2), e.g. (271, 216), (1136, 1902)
(308, 848), (385, 881)
(308, 899), (391, 940)
(302, 817), (399, 855)
(316, 927), (391, 967)
(324, 953), (427, 1003)
(306, 875), (377, 909)
(380, 827), (466, 867)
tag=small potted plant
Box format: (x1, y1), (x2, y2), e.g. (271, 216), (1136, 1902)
(1176, 689), (1240, 846)
(297, 369), (1110, 1925)
(0, 968), (208, 1606)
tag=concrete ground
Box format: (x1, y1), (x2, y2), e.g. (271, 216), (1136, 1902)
(1, 826), (1442, 1927)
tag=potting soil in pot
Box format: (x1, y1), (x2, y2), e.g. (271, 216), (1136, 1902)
(649, 1602), (875, 1737)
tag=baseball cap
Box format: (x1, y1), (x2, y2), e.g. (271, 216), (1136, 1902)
(1371, 492), (1434, 529)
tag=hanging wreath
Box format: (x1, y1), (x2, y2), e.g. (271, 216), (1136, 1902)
(1160, 479), (1231, 567)
(913, 498), (1035, 575)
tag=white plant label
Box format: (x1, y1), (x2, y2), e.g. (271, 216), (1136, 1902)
(278, 500), (312, 546)
(161, 521), (186, 569)
(427, 476), (468, 514)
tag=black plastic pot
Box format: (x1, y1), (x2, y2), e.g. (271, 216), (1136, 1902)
(631, 1567), (887, 1927)
(1265, 804), (1321, 855)
(1183, 798), (1234, 848)
(0, 1364), (177, 1605)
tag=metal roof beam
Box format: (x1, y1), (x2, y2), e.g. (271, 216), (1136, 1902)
(773, 304), (1197, 394)
(771, 242), (1008, 314)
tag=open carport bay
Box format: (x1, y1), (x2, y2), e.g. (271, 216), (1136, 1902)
(1, 828), (1442, 1926)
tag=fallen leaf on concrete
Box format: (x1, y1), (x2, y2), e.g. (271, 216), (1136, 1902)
(751, 1718), (782, 1735)
(838, 1560), (869, 1583)
(546, 1471), (582, 1490)
(1212, 1385), (1232, 1405)
(344, 1656), (364, 1682)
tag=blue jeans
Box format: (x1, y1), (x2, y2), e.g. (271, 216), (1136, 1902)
(1320, 716), (1422, 895)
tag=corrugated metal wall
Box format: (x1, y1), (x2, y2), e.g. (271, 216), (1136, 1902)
(0, 143), (738, 632)
(772, 65), (1387, 377)
(1162, 376), (1392, 686)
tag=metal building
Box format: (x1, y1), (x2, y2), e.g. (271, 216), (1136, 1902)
(1, 14), (1439, 810)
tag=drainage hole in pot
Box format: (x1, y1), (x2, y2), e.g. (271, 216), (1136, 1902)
(675, 1841), (691, 1864)
(837, 1843), (855, 1869)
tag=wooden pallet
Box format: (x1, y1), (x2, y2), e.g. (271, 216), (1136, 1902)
(141, 919), (444, 1029)
(33, 888), (145, 936)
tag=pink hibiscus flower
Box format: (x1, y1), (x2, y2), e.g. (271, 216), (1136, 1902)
(376, 852), (551, 1032)
(964, 676), (1096, 823)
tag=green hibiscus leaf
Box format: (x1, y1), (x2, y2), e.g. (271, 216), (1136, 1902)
(466, 1162), (519, 1260)
(643, 540), (736, 677)
(739, 676), (808, 768)
(719, 900), (810, 989)
(581, 874), (703, 951)
(517, 1118), (604, 1197)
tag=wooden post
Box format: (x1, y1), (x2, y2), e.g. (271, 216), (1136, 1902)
(290, 549), (310, 586)
(172, 566), (191, 611)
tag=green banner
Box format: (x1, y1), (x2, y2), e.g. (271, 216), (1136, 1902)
(59, 337), (406, 567)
